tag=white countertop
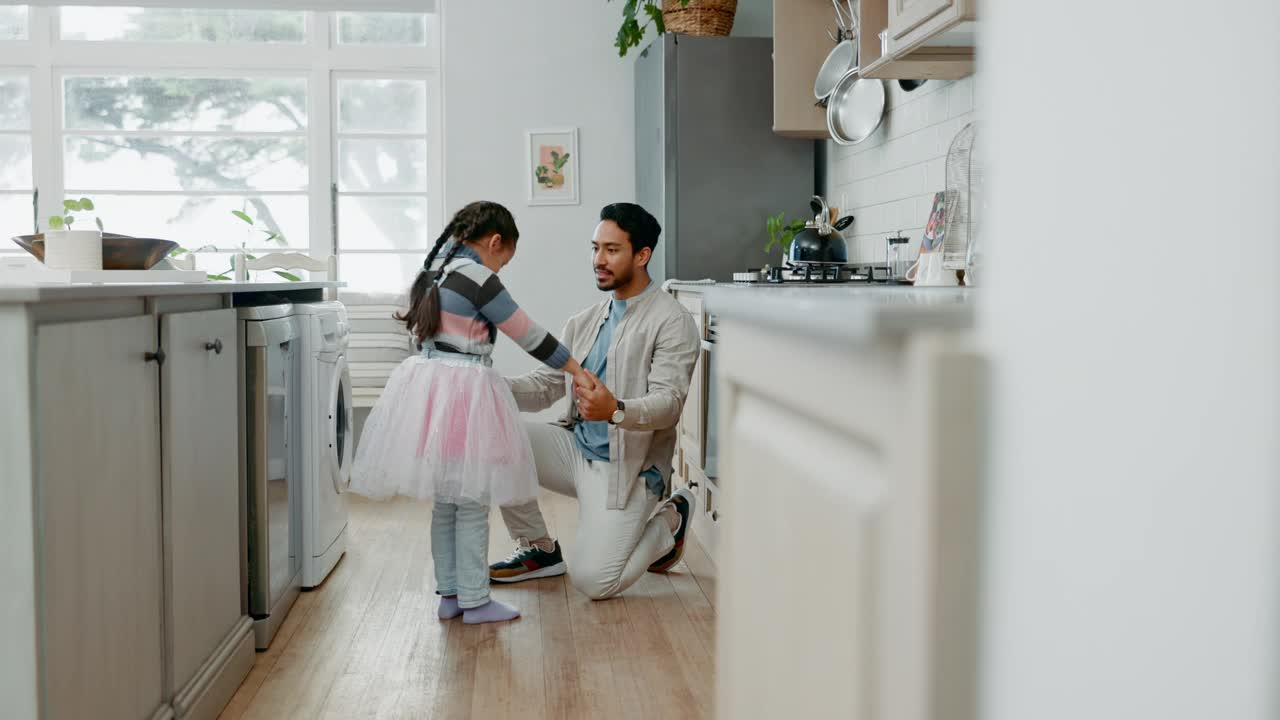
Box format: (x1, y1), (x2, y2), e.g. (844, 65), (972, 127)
(669, 281), (974, 343)
(0, 280), (341, 304)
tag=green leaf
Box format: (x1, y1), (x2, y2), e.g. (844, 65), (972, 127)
(47, 216), (64, 230)
(623, 0), (639, 18)
(170, 247), (188, 256)
(79, 198), (94, 211)
(64, 216), (74, 227)
(231, 210), (253, 225)
(63, 199), (79, 212)
(275, 271), (301, 282)
(643, 2), (665, 33)
(208, 273), (231, 281)
(95, 217), (104, 232)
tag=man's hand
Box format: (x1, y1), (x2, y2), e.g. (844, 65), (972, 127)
(573, 370), (619, 422)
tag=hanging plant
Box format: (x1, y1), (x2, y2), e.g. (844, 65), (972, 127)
(612, 0), (689, 57)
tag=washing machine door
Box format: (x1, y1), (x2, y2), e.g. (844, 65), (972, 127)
(326, 353), (353, 493)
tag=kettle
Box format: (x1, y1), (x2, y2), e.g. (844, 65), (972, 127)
(788, 195), (855, 266)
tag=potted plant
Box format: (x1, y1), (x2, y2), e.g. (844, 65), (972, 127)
(168, 207), (298, 281)
(612, 0), (739, 57)
(765, 211), (806, 265)
(44, 197), (104, 271)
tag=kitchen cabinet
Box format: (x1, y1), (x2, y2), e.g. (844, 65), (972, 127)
(671, 286), (723, 560)
(705, 289), (982, 720)
(161, 309), (255, 720)
(771, 0), (835, 138)
(0, 282), (333, 720)
(859, 0), (976, 80)
(36, 315), (167, 720)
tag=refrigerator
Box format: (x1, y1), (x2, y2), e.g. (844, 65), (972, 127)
(636, 34), (816, 283)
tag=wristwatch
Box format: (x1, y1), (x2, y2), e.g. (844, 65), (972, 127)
(610, 400), (626, 425)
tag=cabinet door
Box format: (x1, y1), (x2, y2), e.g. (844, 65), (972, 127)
(36, 315), (165, 720)
(890, 0), (956, 39)
(161, 309), (243, 699)
(677, 293), (705, 465)
(716, 391), (892, 720)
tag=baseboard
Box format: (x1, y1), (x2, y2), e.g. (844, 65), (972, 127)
(173, 617), (255, 720)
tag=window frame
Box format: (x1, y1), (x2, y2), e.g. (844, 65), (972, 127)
(0, 5), (442, 275)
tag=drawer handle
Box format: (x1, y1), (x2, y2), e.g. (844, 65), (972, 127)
(205, 338), (224, 354)
(144, 348), (166, 366)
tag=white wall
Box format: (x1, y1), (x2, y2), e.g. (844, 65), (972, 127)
(980, 1), (1280, 719)
(822, 76), (976, 266)
(441, 0), (636, 379)
(731, 0), (773, 37)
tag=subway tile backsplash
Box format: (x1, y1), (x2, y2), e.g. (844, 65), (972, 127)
(823, 75), (977, 266)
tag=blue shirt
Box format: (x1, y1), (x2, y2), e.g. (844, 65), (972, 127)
(574, 282), (665, 498)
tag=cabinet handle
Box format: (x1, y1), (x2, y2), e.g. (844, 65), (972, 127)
(144, 348), (166, 366)
(688, 481), (699, 489)
(205, 338), (224, 354)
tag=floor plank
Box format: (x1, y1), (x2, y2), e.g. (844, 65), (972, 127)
(221, 492), (717, 720)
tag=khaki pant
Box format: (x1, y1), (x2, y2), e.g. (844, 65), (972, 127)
(500, 422), (675, 600)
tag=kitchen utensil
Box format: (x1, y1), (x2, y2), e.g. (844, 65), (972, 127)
(826, 69), (886, 145)
(789, 195), (851, 266)
(898, 79), (927, 92)
(834, 215), (854, 231)
(941, 122), (983, 271)
(905, 251), (960, 286)
(12, 233), (179, 271)
(814, 41), (856, 102)
(886, 232), (911, 279)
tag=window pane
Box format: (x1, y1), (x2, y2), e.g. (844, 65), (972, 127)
(338, 196), (428, 251)
(0, 136), (32, 190)
(336, 12), (426, 46)
(65, 76), (306, 132)
(0, 75), (30, 130)
(338, 139), (426, 192)
(65, 136), (307, 191)
(60, 7), (305, 43)
(0, 6), (27, 41)
(338, 79), (426, 134)
(87, 194), (308, 251)
(338, 253), (421, 293)
(0, 193), (35, 238)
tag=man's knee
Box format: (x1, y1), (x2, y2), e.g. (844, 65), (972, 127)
(569, 561), (626, 601)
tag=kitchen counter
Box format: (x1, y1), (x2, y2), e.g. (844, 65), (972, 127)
(666, 281), (973, 345)
(0, 279), (340, 304)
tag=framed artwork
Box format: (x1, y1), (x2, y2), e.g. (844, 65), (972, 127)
(526, 127), (580, 206)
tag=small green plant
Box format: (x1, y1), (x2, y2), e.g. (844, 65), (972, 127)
(535, 150), (571, 188)
(765, 212), (806, 255)
(167, 206), (298, 282)
(47, 197), (103, 232)
(612, 0), (691, 57)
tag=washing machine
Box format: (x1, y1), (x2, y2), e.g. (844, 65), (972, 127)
(294, 301), (352, 588)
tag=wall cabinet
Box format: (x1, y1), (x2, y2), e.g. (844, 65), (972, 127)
(771, 0), (835, 138)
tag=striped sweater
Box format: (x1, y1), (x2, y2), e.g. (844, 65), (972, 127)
(425, 243), (572, 370)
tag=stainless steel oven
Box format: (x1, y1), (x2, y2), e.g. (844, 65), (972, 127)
(703, 313), (718, 480)
(239, 304), (302, 650)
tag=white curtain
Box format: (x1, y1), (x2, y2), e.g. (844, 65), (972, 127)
(22, 1), (435, 10)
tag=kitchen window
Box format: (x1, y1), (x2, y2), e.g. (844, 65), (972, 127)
(0, 5), (441, 290)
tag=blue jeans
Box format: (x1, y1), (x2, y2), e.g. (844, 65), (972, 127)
(430, 501), (491, 609)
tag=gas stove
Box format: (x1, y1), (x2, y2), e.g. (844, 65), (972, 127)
(732, 263), (900, 285)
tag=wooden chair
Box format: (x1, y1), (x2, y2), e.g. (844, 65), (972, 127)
(234, 251), (338, 300)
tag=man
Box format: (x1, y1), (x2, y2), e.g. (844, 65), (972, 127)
(489, 202), (700, 600)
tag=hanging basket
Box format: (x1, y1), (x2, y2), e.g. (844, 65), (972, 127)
(662, 0), (738, 37)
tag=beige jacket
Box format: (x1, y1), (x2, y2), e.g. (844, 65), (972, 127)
(507, 284), (700, 509)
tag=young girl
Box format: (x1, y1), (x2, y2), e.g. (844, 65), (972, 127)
(350, 201), (590, 625)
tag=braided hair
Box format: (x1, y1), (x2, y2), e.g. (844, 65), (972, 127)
(396, 201), (520, 345)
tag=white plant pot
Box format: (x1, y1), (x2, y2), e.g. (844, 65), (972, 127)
(43, 230), (103, 271)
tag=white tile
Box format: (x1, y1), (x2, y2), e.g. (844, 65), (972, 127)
(923, 87), (951, 127)
(948, 77), (974, 118)
(925, 157), (947, 193)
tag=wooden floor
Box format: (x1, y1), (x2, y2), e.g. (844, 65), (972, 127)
(220, 491), (718, 720)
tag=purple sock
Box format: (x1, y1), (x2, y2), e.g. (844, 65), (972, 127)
(438, 596), (463, 620)
(462, 599), (520, 625)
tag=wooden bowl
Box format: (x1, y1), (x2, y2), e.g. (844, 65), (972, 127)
(12, 233), (179, 270)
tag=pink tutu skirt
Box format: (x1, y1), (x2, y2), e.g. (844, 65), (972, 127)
(349, 354), (538, 507)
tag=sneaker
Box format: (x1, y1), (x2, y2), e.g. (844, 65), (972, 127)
(648, 488), (696, 573)
(489, 538), (567, 584)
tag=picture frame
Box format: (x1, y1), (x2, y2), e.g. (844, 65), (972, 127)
(526, 127), (580, 206)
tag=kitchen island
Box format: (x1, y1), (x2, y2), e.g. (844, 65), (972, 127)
(664, 280), (982, 720)
(0, 280), (337, 720)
